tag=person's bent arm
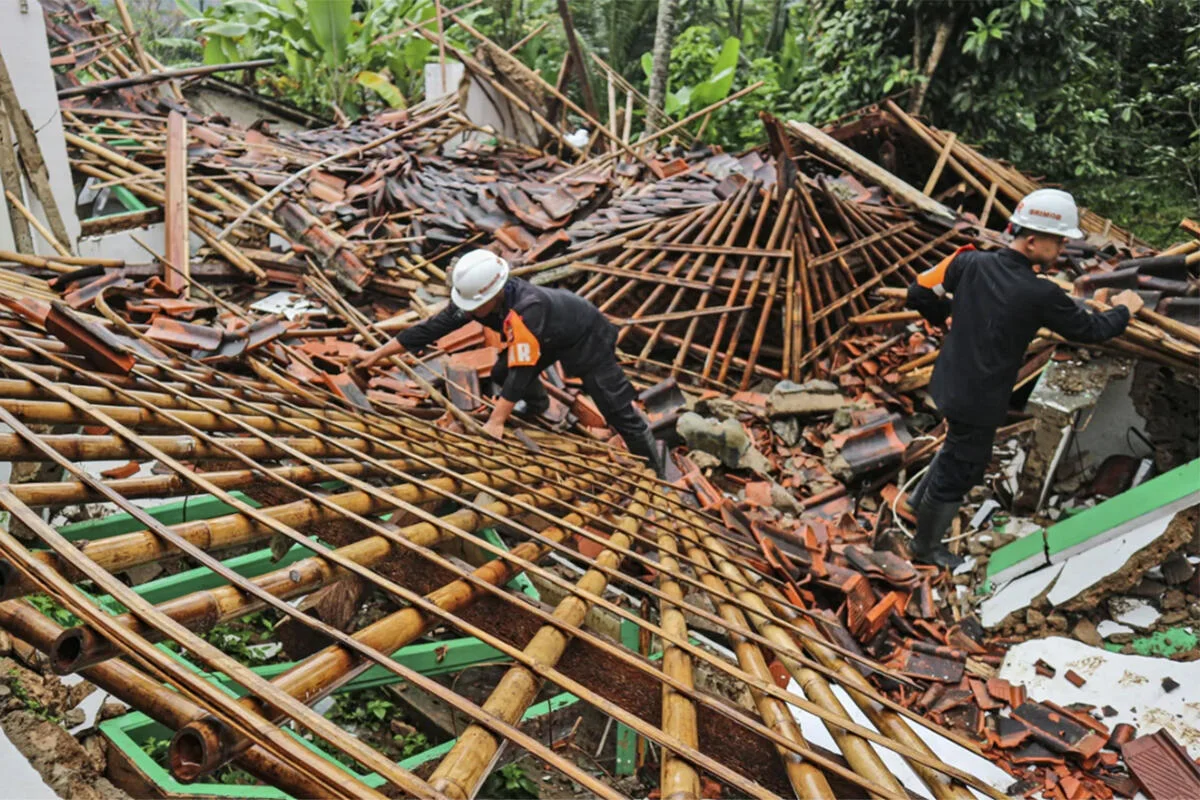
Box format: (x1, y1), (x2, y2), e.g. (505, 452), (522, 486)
(1041, 284), (1132, 343)
(906, 246), (972, 327)
(359, 337), (406, 368)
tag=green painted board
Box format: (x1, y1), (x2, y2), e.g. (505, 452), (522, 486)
(1104, 626), (1198, 658)
(58, 492), (261, 543)
(614, 618), (641, 776)
(479, 527), (541, 603)
(100, 650), (579, 799)
(1046, 459), (1200, 563)
(985, 526), (1048, 586)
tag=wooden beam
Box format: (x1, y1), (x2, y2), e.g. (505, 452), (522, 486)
(0, 51), (72, 250)
(922, 132), (956, 195)
(163, 111), (189, 295)
(0, 104), (32, 254)
(787, 120), (955, 222)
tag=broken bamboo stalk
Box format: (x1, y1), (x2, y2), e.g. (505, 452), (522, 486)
(65, 484), (602, 669)
(57, 59), (278, 98)
(0, 250), (121, 268)
(0, 51), (72, 248)
(4, 190), (70, 257)
(167, 492), (610, 778)
(0, 106), (33, 254)
(0, 599), (331, 800)
(428, 493), (649, 799)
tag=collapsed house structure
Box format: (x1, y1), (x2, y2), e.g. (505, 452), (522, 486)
(0, 1), (1195, 799)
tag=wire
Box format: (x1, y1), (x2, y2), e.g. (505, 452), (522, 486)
(890, 463), (930, 538)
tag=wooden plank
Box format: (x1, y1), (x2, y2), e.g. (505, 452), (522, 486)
(625, 242), (793, 258)
(922, 132), (957, 195)
(163, 111), (189, 295)
(615, 304), (752, 326)
(571, 261), (714, 291)
(806, 221), (916, 268)
(0, 51), (72, 250)
(787, 120), (955, 222)
(0, 104), (32, 254)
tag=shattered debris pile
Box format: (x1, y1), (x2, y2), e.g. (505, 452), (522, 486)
(0, 1), (1193, 799)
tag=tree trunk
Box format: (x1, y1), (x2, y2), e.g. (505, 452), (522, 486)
(767, 0), (788, 52)
(647, 0), (679, 127)
(909, 14), (954, 117)
(556, 0), (599, 121)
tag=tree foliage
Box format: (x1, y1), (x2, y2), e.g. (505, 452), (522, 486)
(174, 0), (1198, 243)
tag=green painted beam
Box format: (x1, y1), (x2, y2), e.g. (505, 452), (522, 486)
(614, 617), (641, 776)
(986, 459), (1200, 585)
(98, 544), (316, 613)
(478, 527), (540, 603)
(985, 526), (1047, 587)
(99, 643), (576, 799)
(1046, 459), (1200, 563)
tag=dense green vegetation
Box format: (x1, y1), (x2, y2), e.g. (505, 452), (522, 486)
(141, 0), (1196, 245)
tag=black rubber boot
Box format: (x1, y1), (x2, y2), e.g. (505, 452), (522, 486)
(903, 455), (938, 515)
(624, 427), (667, 479)
(911, 500), (965, 570)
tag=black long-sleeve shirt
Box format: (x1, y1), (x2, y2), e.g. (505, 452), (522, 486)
(907, 246), (1130, 426)
(396, 278), (618, 402)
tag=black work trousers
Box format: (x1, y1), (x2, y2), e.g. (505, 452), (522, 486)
(922, 418), (997, 504)
(490, 355), (651, 446)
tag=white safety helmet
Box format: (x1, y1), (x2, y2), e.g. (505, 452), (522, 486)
(450, 249), (510, 311)
(1009, 188), (1084, 239)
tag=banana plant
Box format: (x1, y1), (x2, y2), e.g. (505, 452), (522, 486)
(640, 35), (740, 117)
(177, 0), (444, 116)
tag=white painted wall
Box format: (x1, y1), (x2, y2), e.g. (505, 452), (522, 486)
(0, 0), (82, 254)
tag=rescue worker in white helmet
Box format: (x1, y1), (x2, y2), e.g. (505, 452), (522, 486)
(360, 249), (666, 477)
(903, 189), (1143, 569)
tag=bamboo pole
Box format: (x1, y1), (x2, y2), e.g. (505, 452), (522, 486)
(730, 561), (982, 800)
(0, 250), (122, 268)
(167, 494), (611, 777)
(0, 52), (72, 247)
(649, 497), (700, 800)
(19, 464), (536, 589)
(15, 325), (987, 797)
(0, 106), (33, 254)
(4, 190), (70, 257)
(0, 430), (421, 464)
(10, 455), (427, 509)
(0, 600), (330, 800)
(669, 514), (837, 799)
(428, 493), (649, 799)
(54, 480), (588, 672)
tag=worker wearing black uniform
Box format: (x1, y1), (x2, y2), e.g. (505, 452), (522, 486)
(905, 189), (1141, 568)
(360, 249), (665, 477)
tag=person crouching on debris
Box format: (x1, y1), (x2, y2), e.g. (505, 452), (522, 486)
(359, 248), (666, 477)
(904, 189), (1143, 569)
